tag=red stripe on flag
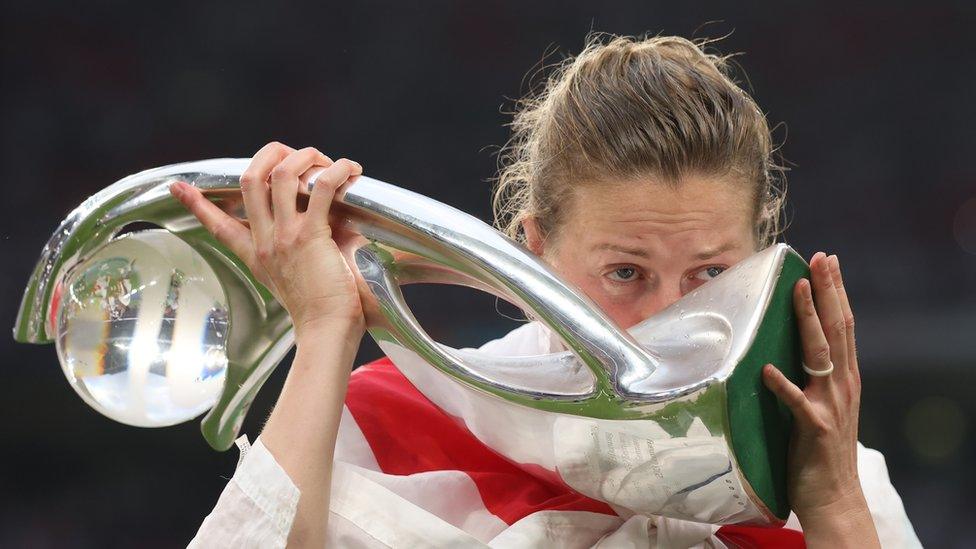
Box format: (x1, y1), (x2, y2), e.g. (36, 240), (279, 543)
(716, 524), (806, 548)
(346, 357), (805, 546)
(345, 357), (616, 525)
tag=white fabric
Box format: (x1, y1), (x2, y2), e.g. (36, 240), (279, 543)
(189, 321), (922, 548)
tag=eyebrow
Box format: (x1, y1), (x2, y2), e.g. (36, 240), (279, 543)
(591, 242), (737, 260)
(592, 243), (650, 258)
(693, 242), (738, 260)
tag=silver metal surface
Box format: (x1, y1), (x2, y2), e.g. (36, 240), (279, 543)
(14, 159), (806, 525)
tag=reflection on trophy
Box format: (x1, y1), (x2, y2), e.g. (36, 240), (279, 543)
(13, 159), (809, 525)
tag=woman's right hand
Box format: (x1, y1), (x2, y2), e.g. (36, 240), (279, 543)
(168, 141), (366, 341)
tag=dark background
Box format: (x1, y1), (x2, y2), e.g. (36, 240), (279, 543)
(3, 1), (974, 546)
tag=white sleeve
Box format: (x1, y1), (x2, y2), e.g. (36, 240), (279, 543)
(856, 442), (922, 548)
(187, 435), (301, 548)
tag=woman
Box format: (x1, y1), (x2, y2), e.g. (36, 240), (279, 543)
(175, 34), (920, 547)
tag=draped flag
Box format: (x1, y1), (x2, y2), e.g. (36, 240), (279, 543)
(343, 356), (806, 548)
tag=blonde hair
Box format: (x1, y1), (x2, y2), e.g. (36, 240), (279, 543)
(491, 32), (786, 250)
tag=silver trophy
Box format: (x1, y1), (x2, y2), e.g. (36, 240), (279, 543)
(14, 159), (808, 525)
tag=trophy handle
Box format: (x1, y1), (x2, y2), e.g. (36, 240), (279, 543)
(13, 159), (660, 449)
(333, 173), (660, 394)
(354, 245), (599, 397)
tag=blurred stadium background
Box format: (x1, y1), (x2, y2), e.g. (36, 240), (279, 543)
(2, 1), (973, 546)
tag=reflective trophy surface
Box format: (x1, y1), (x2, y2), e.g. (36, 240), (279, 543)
(13, 159), (809, 525)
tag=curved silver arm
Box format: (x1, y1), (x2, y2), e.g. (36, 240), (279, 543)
(12, 159), (659, 447)
(335, 173), (659, 396)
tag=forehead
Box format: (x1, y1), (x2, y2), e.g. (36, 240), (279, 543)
(558, 175), (755, 253)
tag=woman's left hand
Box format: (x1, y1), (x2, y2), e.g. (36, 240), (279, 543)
(761, 252), (880, 546)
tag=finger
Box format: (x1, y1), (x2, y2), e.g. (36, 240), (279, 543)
(298, 158), (334, 195)
(809, 252), (849, 381)
(269, 147), (332, 225)
(307, 158), (363, 232)
(170, 182), (257, 266)
(294, 165), (331, 213)
(827, 255), (861, 461)
(762, 364), (818, 427)
(827, 255), (859, 382)
(241, 142), (294, 249)
(793, 278), (832, 387)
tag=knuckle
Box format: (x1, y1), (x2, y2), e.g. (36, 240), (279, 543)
(817, 270), (833, 288)
(316, 171), (343, 190)
(256, 141), (290, 158)
(270, 163), (292, 182)
(293, 229), (311, 246)
(274, 227), (299, 249)
(843, 314), (856, 331)
(272, 234), (289, 250)
(812, 345), (831, 363)
(785, 388), (805, 408)
(211, 219), (232, 243)
(830, 319), (847, 338)
(240, 171), (259, 190)
(255, 244), (274, 263)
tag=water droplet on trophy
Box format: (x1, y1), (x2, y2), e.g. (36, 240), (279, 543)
(54, 230), (229, 427)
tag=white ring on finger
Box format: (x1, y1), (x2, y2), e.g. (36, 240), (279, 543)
(803, 361), (834, 377)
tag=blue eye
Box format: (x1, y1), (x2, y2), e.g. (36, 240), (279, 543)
(608, 266), (639, 282)
(694, 266), (727, 281)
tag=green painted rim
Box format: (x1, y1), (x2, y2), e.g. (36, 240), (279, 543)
(726, 251), (809, 520)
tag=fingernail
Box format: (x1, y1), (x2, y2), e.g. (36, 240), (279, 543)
(829, 254), (840, 273)
(810, 252), (823, 270)
(170, 182), (185, 198)
(352, 160), (363, 171)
